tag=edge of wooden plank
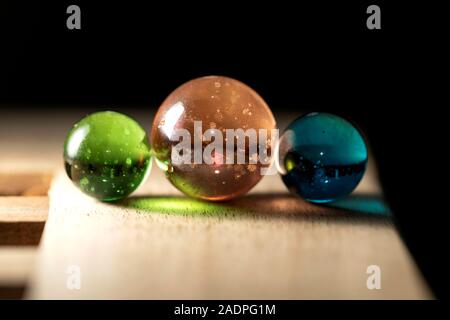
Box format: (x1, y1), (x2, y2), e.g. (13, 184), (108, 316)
(0, 196), (49, 223)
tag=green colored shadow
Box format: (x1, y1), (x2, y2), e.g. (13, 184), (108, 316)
(119, 196), (241, 218)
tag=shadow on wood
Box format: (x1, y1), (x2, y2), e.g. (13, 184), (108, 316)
(118, 193), (391, 226)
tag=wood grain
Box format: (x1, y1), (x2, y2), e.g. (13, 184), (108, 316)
(0, 197), (48, 246)
(0, 174), (52, 196)
(0, 110), (432, 299)
(28, 168), (431, 299)
(0, 196), (48, 298)
(0, 197), (48, 223)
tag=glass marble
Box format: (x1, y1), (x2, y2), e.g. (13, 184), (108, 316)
(64, 111), (152, 201)
(278, 112), (367, 203)
(150, 76), (276, 201)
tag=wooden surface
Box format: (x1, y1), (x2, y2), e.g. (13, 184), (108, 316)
(0, 197), (48, 297)
(0, 110), (433, 299)
(0, 197), (48, 223)
(27, 168), (430, 299)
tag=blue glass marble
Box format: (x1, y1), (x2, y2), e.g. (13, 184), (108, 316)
(278, 112), (368, 203)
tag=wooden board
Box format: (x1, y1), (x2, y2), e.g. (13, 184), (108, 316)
(27, 168), (431, 299)
(0, 109), (432, 299)
(0, 197), (48, 223)
(0, 196), (48, 298)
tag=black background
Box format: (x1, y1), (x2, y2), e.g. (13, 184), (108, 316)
(0, 300), (443, 318)
(2, 1), (391, 114)
(1, 1), (447, 299)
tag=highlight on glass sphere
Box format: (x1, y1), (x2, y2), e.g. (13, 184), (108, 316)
(277, 112), (368, 203)
(150, 75), (277, 201)
(64, 111), (152, 201)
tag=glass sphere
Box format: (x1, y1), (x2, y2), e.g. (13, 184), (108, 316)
(278, 112), (367, 203)
(64, 111), (152, 201)
(150, 76), (276, 201)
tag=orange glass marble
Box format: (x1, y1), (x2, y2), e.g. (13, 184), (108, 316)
(150, 76), (276, 201)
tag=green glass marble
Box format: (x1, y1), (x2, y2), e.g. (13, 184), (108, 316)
(64, 111), (152, 201)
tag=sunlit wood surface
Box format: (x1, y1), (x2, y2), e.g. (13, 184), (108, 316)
(0, 109), (432, 299)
